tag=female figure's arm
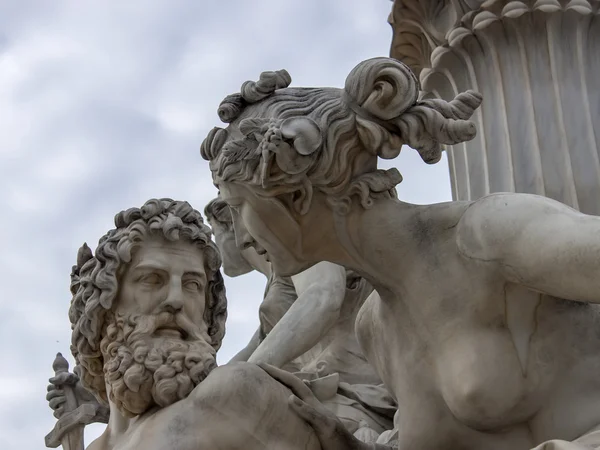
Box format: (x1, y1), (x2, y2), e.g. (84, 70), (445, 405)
(248, 261), (346, 367)
(458, 193), (600, 303)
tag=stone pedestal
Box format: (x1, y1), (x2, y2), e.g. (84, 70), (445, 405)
(389, 0), (600, 214)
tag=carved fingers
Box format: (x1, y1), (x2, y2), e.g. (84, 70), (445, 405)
(47, 369), (77, 419)
(46, 384), (67, 419)
(289, 395), (338, 435)
(258, 363), (314, 400)
(49, 371), (79, 387)
(289, 396), (367, 450)
(258, 363), (366, 450)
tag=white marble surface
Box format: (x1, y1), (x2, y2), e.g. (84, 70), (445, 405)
(390, 0), (600, 214)
(205, 56), (600, 449)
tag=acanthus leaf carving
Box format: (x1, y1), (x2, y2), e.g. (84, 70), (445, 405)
(501, 2), (530, 18)
(389, 0), (462, 77)
(390, 0), (599, 80)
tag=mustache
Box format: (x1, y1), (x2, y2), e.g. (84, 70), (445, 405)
(102, 311), (218, 416)
(124, 312), (205, 343)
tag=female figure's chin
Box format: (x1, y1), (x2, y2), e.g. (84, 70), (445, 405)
(272, 258), (313, 277)
(271, 260), (294, 277)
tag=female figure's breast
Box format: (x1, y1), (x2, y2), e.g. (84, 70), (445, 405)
(436, 327), (534, 429)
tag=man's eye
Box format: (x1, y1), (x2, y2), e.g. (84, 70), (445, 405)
(140, 274), (162, 285)
(184, 280), (201, 291)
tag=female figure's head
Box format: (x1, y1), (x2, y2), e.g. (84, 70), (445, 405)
(204, 196), (271, 277)
(201, 57), (481, 275)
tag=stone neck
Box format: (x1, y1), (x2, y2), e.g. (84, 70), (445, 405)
(101, 385), (131, 446)
(328, 197), (417, 293)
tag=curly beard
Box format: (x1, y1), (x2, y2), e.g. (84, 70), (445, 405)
(100, 311), (217, 417)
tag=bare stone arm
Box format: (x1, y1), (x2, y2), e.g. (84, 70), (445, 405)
(458, 193), (600, 303)
(248, 262), (346, 367)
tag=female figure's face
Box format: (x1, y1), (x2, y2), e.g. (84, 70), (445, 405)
(218, 181), (311, 277)
(206, 215), (253, 278)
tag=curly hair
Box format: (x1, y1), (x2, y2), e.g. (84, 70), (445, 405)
(201, 57), (482, 213)
(68, 198), (227, 403)
(204, 197), (233, 231)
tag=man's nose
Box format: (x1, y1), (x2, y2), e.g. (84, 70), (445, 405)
(161, 278), (184, 313)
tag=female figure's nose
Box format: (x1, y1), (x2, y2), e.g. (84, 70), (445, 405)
(232, 210), (255, 251)
(236, 230), (254, 250)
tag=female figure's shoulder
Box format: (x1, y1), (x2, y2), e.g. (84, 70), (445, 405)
(455, 192), (579, 262)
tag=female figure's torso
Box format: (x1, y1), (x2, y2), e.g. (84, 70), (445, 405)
(355, 202), (600, 450)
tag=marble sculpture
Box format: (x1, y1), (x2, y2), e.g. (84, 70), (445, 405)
(47, 55), (600, 450)
(202, 57), (600, 449)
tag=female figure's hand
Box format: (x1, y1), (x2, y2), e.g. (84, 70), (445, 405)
(258, 363), (377, 450)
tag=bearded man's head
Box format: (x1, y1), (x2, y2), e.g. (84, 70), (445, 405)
(68, 199), (227, 417)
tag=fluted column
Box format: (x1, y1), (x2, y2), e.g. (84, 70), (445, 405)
(389, 0), (600, 214)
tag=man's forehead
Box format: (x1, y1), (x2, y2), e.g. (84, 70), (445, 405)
(130, 238), (206, 275)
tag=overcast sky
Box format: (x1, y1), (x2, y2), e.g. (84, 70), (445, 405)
(0, 1), (452, 448)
